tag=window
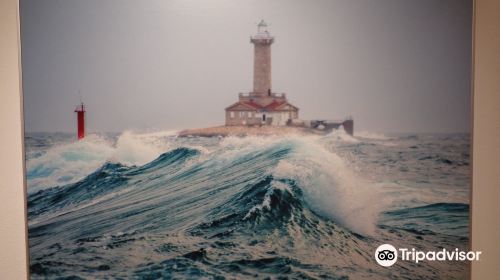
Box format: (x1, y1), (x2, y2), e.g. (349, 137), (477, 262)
(230, 111), (234, 118)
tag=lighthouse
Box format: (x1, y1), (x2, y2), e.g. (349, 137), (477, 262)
(74, 102), (85, 140)
(225, 21), (299, 126)
(222, 21), (353, 134)
(251, 20), (274, 101)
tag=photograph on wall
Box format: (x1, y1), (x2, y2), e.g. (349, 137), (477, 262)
(22, 0), (472, 279)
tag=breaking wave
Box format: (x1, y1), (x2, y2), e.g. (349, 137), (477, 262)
(26, 131), (175, 193)
(26, 130), (470, 279)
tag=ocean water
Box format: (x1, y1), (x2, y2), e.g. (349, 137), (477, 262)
(25, 130), (470, 279)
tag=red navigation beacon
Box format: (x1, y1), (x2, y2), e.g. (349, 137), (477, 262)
(74, 102), (86, 140)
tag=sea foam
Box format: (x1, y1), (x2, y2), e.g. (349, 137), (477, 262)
(26, 131), (171, 193)
(271, 137), (384, 236)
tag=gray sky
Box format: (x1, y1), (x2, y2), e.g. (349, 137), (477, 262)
(21, 0), (472, 133)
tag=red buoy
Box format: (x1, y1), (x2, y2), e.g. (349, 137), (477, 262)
(74, 102), (86, 140)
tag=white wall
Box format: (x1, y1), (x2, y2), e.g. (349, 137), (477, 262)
(0, 0), (29, 278)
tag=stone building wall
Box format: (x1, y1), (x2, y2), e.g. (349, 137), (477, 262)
(225, 110), (261, 126)
(225, 109), (298, 126)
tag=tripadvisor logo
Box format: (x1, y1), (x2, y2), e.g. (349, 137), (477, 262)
(375, 244), (482, 267)
(375, 244), (398, 267)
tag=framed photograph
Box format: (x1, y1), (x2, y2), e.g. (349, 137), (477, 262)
(20, 0), (475, 279)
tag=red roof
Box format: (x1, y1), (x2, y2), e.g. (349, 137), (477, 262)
(241, 100), (286, 110)
(242, 100), (262, 109)
(226, 100), (298, 111)
(264, 100), (285, 110)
